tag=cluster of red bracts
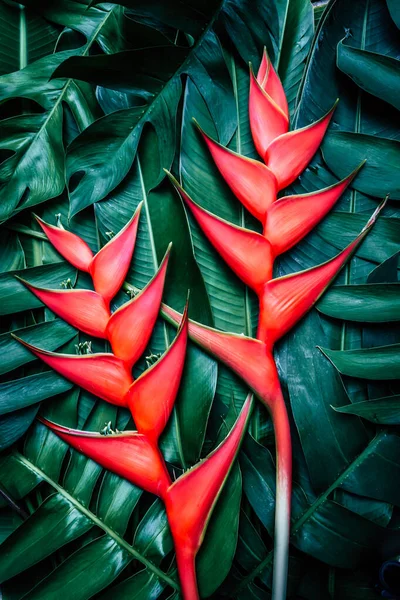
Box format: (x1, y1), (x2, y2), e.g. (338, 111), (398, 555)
(15, 48), (384, 600)
(161, 50), (383, 600)
(14, 207), (253, 600)
(163, 49), (383, 404)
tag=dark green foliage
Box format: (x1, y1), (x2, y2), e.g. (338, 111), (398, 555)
(0, 1), (399, 598)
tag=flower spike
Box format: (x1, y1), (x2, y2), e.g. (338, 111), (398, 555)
(12, 336), (133, 406)
(125, 302), (189, 443)
(167, 174), (273, 292)
(15, 278), (110, 339)
(34, 214), (94, 272)
(265, 101), (338, 189)
(194, 123), (277, 223)
(257, 48), (289, 119)
(39, 418), (171, 498)
(36, 204), (142, 305)
(165, 394), (253, 600)
(89, 202), (142, 303)
(106, 245), (171, 366)
(258, 201), (386, 345)
(264, 164), (364, 255)
(249, 66), (289, 159)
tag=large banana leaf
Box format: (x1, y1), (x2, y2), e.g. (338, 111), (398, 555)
(0, 0), (399, 599)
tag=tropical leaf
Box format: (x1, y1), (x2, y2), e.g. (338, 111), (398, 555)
(0, 0), (399, 598)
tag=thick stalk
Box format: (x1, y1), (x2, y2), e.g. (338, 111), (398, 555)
(258, 289), (292, 600)
(270, 387), (292, 600)
(174, 547), (199, 600)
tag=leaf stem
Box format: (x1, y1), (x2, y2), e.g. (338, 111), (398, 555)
(270, 387), (292, 600)
(15, 452), (180, 591)
(233, 430), (387, 592)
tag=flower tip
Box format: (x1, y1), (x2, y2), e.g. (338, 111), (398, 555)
(134, 200), (144, 216)
(362, 196), (387, 232)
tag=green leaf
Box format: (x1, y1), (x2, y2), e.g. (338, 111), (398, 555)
(134, 500), (173, 566)
(240, 435), (276, 534)
(0, 371), (72, 415)
(320, 344), (400, 380)
(275, 0), (314, 114)
(0, 2), (58, 75)
(0, 111), (65, 221)
(337, 41), (400, 110)
(317, 213), (400, 265)
(197, 465), (242, 597)
(286, 312), (369, 492)
(322, 131), (400, 200)
(0, 320), (76, 376)
(26, 535), (132, 600)
(236, 432), (400, 589)
(334, 394), (400, 424)
(61, 29), (235, 216)
(387, 0), (400, 28)
(317, 283), (400, 322)
(0, 404), (40, 451)
(0, 493), (92, 583)
(0, 262), (77, 315)
(98, 569), (165, 600)
(1, 453), (179, 592)
(96, 472), (142, 537)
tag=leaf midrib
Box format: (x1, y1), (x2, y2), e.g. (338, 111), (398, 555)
(16, 452), (180, 591)
(232, 430), (387, 593)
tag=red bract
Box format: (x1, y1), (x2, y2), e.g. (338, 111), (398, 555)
(165, 394), (253, 600)
(17, 208), (248, 600)
(164, 49), (385, 600)
(11, 338), (133, 406)
(16, 45), (386, 600)
(15, 280), (110, 338)
(35, 203), (142, 305)
(39, 418), (171, 498)
(124, 304), (189, 443)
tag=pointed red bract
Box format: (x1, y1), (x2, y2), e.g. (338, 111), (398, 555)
(165, 395), (253, 599)
(106, 246), (170, 366)
(258, 203), (385, 345)
(40, 418), (171, 497)
(35, 215), (93, 272)
(161, 304), (281, 407)
(257, 49), (269, 85)
(16, 279), (110, 338)
(125, 305), (188, 443)
(90, 204), (142, 304)
(265, 102), (337, 190)
(13, 337), (133, 406)
(249, 68), (289, 159)
(264, 167), (362, 255)
(257, 49), (289, 119)
(170, 177), (273, 292)
(196, 128), (277, 223)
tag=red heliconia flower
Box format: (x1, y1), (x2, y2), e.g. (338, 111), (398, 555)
(249, 48), (337, 189)
(39, 418), (171, 498)
(34, 203), (142, 305)
(15, 280), (111, 338)
(11, 336), (133, 406)
(165, 394), (253, 600)
(106, 246), (171, 366)
(20, 201), (251, 600)
(162, 46), (386, 600)
(162, 202), (384, 402)
(124, 304), (189, 443)
(14, 43), (386, 600)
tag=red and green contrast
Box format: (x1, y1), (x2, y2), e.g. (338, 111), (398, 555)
(14, 207), (253, 600)
(163, 48), (385, 600)
(14, 47), (385, 600)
